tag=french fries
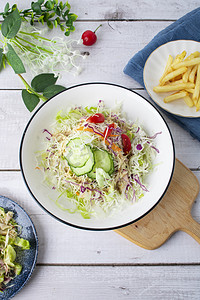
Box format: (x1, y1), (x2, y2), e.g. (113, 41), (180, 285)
(153, 82), (194, 93)
(164, 91), (187, 103)
(153, 50), (200, 112)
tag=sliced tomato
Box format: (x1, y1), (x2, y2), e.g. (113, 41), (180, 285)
(121, 134), (132, 154)
(86, 113), (105, 123)
(103, 123), (115, 138)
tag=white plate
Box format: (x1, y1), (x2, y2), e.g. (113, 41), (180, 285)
(20, 83), (175, 230)
(143, 40), (200, 118)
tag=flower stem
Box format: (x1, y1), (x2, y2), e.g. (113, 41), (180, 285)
(15, 36), (53, 54)
(94, 24), (102, 33)
(15, 36), (36, 48)
(12, 39), (39, 55)
(19, 31), (53, 42)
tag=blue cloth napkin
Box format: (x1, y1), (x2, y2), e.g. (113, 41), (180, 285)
(124, 7), (200, 142)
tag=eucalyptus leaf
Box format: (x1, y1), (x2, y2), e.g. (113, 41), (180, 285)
(31, 73), (58, 92)
(1, 9), (21, 39)
(38, 0), (45, 5)
(11, 4), (17, 11)
(7, 43), (26, 74)
(43, 84), (66, 99)
(4, 3), (10, 14)
(22, 89), (40, 112)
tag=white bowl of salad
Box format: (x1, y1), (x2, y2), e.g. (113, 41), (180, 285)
(20, 83), (175, 230)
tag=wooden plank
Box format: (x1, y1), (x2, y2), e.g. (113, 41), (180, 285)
(0, 171), (200, 264)
(0, 1), (198, 20)
(0, 90), (200, 170)
(0, 21), (171, 89)
(13, 265), (200, 300)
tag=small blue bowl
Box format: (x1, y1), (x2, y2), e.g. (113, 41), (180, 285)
(0, 196), (38, 299)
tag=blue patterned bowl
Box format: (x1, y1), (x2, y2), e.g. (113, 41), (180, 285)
(0, 196), (38, 299)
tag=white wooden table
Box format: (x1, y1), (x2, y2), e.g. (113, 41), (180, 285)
(0, 1), (200, 299)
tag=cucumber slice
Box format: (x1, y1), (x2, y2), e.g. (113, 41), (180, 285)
(96, 168), (110, 187)
(71, 149), (94, 176)
(88, 149), (114, 179)
(65, 138), (91, 168)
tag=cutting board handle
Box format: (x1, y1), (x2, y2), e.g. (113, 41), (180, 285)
(181, 214), (200, 244)
(116, 160), (200, 249)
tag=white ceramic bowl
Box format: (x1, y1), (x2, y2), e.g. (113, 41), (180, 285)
(144, 40), (200, 118)
(20, 83), (175, 230)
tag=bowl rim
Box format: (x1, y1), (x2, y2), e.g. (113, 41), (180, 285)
(19, 82), (175, 231)
(143, 39), (200, 118)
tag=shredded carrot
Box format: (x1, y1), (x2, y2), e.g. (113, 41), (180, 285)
(77, 126), (122, 153)
(76, 191), (80, 196)
(35, 167), (41, 170)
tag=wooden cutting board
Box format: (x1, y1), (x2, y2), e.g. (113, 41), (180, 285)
(115, 159), (200, 249)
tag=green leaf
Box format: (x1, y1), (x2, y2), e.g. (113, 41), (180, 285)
(65, 2), (71, 10)
(43, 84), (66, 99)
(39, 15), (45, 24)
(48, 12), (56, 19)
(43, 12), (50, 22)
(60, 24), (65, 31)
(22, 89), (40, 112)
(70, 25), (75, 32)
(44, 1), (54, 10)
(31, 2), (42, 14)
(54, 19), (58, 27)
(4, 3), (10, 14)
(63, 9), (69, 17)
(64, 30), (70, 36)
(38, 0), (45, 4)
(1, 9), (21, 39)
(55, 16), (60, 24)
(47, 20), (53, 29)
(11, 4), (17, 11)
(31, 73), (58, 92)
(68, 13), (78, 22)
(7, 43), (26, 74)
(59, 1), (63, 9)
(55, 6), (61, 16)
(62, 2), (66, 9)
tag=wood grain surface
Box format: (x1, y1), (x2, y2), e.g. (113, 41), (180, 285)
(0, 1), (199, 299)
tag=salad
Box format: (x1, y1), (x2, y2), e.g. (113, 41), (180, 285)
(0, 207), (30, 292)
(37, 100), (161, 218)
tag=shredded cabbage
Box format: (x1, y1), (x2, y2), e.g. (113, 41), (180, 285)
(0, 207), (30, 292)
(36, 101), (161, 218)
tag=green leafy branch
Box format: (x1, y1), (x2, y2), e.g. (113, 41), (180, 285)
(0, 0), (77, 36)
(0, 9), (66, 112)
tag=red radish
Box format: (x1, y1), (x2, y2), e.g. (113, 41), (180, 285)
(82, 25), (102, 46)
